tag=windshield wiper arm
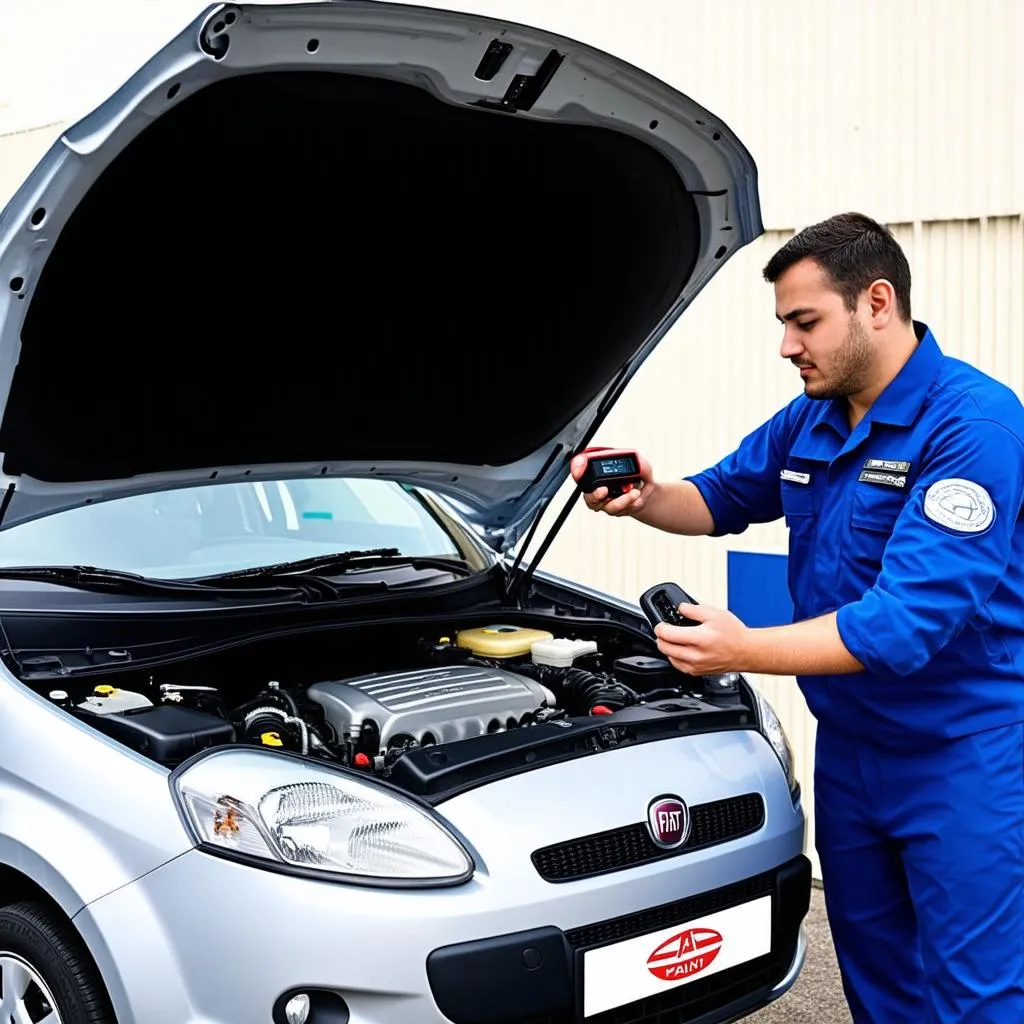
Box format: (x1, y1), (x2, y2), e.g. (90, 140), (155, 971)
(198, 548), (472, 583)
(0, 565), (311, 600)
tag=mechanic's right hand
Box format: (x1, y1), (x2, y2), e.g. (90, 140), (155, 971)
(570, 451), (655, 516)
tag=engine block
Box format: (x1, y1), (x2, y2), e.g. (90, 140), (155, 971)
(307, 664), (553, 751)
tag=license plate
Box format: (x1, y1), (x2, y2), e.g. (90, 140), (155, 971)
(581, 895), (773, 1018)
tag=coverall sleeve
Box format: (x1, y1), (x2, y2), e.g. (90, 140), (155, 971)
(685, 410), (789, 537)
(836, 417), (1024, 677)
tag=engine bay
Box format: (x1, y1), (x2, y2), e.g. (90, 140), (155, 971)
(45, 618), (755, 797)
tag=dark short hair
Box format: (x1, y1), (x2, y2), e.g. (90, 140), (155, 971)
(762, 212), (912, 322)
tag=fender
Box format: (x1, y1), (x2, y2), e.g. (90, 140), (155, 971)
(0, 671), (194, 912)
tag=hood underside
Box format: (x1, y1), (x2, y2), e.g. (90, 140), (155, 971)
(0, 2), (761, 550)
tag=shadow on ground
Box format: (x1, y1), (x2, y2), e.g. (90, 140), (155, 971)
(750, 886), (852, 1023)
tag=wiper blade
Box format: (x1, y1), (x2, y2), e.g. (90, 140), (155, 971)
(200, 547), (400, 580)
(199, 548), (471, 583)
(0, 565), (309, 600)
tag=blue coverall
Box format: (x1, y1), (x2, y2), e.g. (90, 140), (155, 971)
(688, 322), (1024, 1023)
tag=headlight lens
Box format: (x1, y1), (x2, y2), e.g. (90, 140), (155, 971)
(172, 749), (473, 886)
(752, 687), (799, 800)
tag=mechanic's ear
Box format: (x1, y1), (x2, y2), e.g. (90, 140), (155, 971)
(867, 278), (897, 328)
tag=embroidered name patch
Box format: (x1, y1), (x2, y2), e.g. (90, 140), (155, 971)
(780, 469), (810, 485)
(859, 470), (908, 489)
(923, 478), (995, 533)
(864, 458), (911, 473)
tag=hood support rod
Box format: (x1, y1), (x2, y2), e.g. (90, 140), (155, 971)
(503, 475), (581, 606)
(0, 484), (15, 531)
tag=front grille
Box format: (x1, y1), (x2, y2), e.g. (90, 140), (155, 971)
(564, 871), (774, 951)
(532, 793), (765, 883)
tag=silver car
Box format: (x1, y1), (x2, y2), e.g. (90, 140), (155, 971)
(0, 4), (809, 1023)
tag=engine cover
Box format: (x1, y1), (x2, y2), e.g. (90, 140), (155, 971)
(307, 665), (554, 751)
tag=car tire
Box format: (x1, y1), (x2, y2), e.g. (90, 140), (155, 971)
(0, 901), (116, 1024)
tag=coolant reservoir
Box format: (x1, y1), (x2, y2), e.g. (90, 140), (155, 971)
(456, 624), (554, 658)
(77, 684), (153, 715)
(531, 637), (599, 667)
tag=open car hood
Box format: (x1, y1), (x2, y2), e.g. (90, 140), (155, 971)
(0, 1), (761, 553)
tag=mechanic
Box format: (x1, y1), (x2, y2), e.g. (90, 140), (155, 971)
(572, 212), (1024, 1024)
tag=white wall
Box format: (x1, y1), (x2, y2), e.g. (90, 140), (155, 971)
(3, 0), (1022, 878)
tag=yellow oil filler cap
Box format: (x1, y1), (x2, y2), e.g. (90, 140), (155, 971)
(456, 624), (554, 658)
(94, 685), (117, 697)
(260, 732), (284, 747)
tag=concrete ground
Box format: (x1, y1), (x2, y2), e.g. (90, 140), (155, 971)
(750, 885), (853, 1024)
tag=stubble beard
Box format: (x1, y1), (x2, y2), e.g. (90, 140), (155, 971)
(803, 316), (874, 400)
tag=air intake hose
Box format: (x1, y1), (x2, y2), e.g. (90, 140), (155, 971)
(513, 663), (639, 716)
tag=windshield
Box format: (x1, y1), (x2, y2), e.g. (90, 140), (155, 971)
(0, 478), (465, 579)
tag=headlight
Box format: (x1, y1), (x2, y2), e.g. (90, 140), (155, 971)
(171, 749), (473, 887)
(752, 687), (799, 801)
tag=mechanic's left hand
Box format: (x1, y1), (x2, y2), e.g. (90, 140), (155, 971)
(654, 602), (751, 676)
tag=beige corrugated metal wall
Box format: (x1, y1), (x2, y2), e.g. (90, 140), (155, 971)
(394, 0), (1024, 879)
(397, 0), (1023, 225)
(3, 0), (1023, 878)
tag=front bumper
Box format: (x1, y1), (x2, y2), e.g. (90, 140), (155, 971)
(427, 855), (811, 1024)
(75, 851), (809, 1024)
(73, 732), (808, 1024)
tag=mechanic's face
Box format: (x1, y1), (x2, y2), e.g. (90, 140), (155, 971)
(774, 258), (875, 400)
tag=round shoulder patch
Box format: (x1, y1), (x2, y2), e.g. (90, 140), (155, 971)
(923, 478), (995, 533)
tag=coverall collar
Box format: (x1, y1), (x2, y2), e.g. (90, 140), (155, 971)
(868, 321), (943, 426)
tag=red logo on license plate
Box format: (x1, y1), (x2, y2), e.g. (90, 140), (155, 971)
(647, 927), (723, 981)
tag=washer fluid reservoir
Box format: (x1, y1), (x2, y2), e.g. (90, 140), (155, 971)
(456, 624), (554, 658)
(77, 684), (153, 715)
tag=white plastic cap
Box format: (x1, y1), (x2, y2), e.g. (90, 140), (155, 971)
(531, 637), (598, 668)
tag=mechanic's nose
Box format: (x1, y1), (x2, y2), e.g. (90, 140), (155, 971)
(779, 328), (803, 360)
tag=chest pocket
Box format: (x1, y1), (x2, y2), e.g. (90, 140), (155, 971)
(848, 482), (908, 574)
(781, 480), (815, 520)
(851, 482), (907, 534)
(780, 479), (817, 616)
(781, 479), (816, 549)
